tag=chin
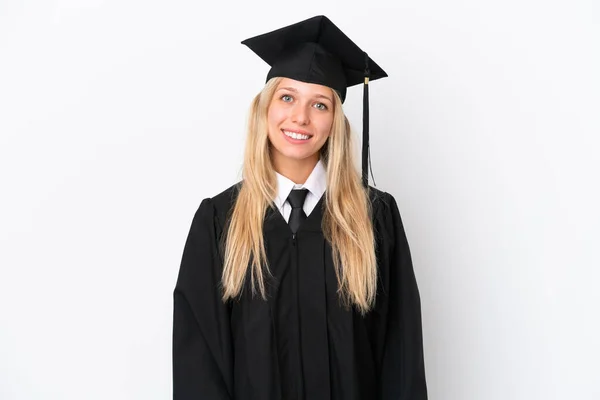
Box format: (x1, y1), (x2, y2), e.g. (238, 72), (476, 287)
(273, 147), (317, 162)
(282, 152), (315, 161)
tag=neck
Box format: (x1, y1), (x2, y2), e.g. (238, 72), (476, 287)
(272, 153), (319, 184)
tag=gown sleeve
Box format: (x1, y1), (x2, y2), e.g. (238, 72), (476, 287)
(173, 198), (233, 400)
(379, 193), (428, 399)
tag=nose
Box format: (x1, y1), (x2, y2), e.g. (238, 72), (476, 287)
(291, 103), (310, 125)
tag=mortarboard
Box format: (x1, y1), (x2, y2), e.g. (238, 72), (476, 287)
(241, 15), (388, 187)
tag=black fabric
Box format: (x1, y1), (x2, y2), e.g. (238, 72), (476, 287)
(241, 15), (387, 103)
(287, 189), (309, 235)
(173, 182), (428, 400)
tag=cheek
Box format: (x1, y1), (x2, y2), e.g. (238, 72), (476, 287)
(266, 107), (280, 142)
(316, 115), (334, 140)
(268, 105), (286, 128)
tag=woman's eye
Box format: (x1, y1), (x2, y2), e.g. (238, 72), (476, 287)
(314, 103), (328, 111)
(281, 95), (293, 102)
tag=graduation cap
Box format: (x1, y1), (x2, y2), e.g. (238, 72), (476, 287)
(241, 15), (388, 187)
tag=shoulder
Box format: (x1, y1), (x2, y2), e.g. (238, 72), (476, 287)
(368, 186), (399, 216)
(194, 181), (242, 231)
(210, 181), (243, 214)
(367, 186), (407, 241)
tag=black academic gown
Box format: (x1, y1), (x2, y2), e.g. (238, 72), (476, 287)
(173, 183), (427, 400)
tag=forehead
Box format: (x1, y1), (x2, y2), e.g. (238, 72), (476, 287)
(276, 77), (333, 98)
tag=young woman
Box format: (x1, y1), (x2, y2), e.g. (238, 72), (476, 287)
(173, 16), (428, 400)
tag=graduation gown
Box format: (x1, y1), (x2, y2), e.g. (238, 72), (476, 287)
(173, 183), (428, 400)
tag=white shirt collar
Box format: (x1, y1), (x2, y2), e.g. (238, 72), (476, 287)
(274, 159), (327, 209)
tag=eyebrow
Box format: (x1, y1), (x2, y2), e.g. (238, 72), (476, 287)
(277, 87), (333, 103)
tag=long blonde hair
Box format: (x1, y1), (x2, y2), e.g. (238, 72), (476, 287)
(221, 77), (377, 314)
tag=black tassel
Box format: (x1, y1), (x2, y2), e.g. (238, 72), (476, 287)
(362, 52), (370, 188)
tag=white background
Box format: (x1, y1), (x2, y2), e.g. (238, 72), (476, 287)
(1, 1), (599, 399)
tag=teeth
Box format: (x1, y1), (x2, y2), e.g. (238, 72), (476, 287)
(284, 130), (310, 140)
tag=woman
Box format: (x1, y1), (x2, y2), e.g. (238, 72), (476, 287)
(173, 15), (428, 400)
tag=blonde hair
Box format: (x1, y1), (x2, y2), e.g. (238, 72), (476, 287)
(221, 77), (377, 314)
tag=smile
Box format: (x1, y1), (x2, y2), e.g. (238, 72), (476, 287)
(282, 129), (312, 140)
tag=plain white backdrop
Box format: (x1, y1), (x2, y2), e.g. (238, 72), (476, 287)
(1, 0), (599, 399)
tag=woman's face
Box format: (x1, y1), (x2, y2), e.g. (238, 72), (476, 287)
(267, 78), (335, 166)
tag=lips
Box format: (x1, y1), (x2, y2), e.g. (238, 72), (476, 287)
(281, 129), (313, 141)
